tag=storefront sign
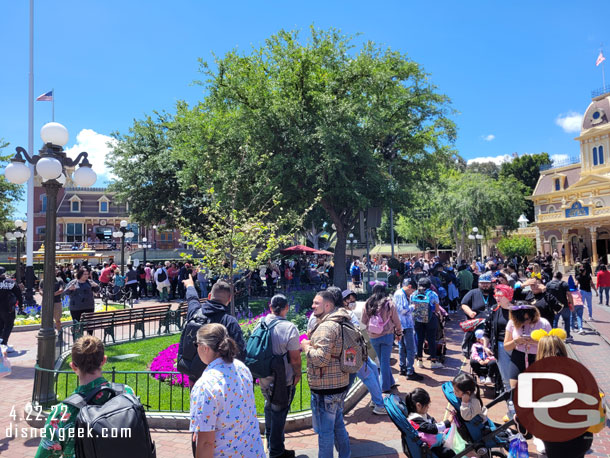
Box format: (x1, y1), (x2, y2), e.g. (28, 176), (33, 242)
(565, 202), (589, 218)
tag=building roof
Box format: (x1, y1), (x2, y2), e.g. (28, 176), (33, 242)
(582, 94), (610, 132)
(57, 188), (128, 218)
(533, 164), (582, 196)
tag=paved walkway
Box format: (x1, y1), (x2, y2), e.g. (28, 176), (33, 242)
(1, 296), (609, 457)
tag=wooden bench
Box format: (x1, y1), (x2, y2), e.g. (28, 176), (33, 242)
(79, 304), (187, 344)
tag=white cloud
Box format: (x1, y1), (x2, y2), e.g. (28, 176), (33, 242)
(555, 111), (583, 133)
(550, 154), (570, 165)
(482, 134), (495, 142)
(467, 154), (513, 166)
(65, 129), (116, 184)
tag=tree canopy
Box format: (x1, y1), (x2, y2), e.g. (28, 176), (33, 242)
(0, 140), (24, 231)
(171, 26), (457, 288)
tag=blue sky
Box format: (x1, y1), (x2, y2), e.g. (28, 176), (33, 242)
(1, 1), (608, 216)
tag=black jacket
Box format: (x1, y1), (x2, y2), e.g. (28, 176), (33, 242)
(0, 277), (22, 310)
(185, 286), (245, 358)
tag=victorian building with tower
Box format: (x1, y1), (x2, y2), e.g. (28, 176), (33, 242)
(532, 89), (610, 266)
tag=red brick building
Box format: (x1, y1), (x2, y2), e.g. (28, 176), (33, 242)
(33, 185), (181, 250)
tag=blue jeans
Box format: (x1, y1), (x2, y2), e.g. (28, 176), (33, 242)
(311, 390), (351, 458)
(496, 341), (511, 393)
(414, 316), (438, 360)
(370, 333), (396, 392)
(399, 327), (416, 374)
(355, 358), (383, 407)
(554, 307), (572, 338)
(263, 385), (295, 458)
(574, 305), (584, 331)
(600, 286), (610, 305)
(581, 290), (593, 318)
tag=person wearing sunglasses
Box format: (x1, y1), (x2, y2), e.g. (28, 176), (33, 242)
(503, 302), (551, 390)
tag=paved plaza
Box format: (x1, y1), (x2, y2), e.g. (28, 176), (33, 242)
(0, 297), (609, 457)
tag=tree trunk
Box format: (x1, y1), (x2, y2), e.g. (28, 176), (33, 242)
(333, 230), (348, 290)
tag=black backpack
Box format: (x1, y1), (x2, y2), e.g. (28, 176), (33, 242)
(156, 269), (167, 282)
(63, 383), (156, 458)
(177, 308), (211, 380)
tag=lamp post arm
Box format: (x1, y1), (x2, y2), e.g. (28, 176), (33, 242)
(64, 152), (90, 168)
(14, 146), (39, 165)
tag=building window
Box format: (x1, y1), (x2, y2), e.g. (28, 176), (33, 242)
(547, 205), (556, 213)
(596, 200), (604, 208)
(66, 223), (84, 242)
(100, 200), (108, 213)
(594, 147), (599, 166)
(160, 232), (173, 242)
(554, 178), (560, 191)
(41, 195), (47, 212)
(71, 200), (80, 212)
(600, 145), (605, 165)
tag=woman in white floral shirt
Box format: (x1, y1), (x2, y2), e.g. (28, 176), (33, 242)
(190, 323), (264, 458)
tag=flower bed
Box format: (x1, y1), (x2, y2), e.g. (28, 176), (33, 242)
(149, 298), (314, 388)
(14, 301), (124, 326)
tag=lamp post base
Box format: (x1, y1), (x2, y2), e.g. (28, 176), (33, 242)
(24, 265), (37, 306)
(34, 327), (57, 406)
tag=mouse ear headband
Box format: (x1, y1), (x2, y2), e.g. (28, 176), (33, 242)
(530, 328), (567, 342)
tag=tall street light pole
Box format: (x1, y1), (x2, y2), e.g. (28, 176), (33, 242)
(6, 220), (27, 286)
(113, 220), (134, 275)
(141, 237), (151, 265)
(4, 122), (97, 405)
(468, 227), (484, 259)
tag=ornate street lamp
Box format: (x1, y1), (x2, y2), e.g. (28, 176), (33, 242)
(468, 227), (484, 259)
(113, 220), (134, 275)
(139, 236), (152, 265)
(152, 225), (157, 249)
(4, 122), (96, 405)
(347, 233), (358, 262)
(6, 219), (27, 285)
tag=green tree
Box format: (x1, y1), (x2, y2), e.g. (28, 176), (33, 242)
(500, 153), (551, 221)
(438, 170), (528, 260)
(466, 161), (499, 179)
(497, 234), (535, 259)
(106, 113), (209, 231)
(173, 26), (457, 288)
(0, 139), (24, 231)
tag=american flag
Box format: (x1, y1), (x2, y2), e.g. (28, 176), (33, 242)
(36, 90), (53, 101)
(596, 51), (606, 67)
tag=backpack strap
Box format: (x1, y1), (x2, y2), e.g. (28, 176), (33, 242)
(63, 382), (126, 409)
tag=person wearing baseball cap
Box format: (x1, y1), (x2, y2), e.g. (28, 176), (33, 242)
(460, 272), (496, 358)
(393, 278), (423, 380)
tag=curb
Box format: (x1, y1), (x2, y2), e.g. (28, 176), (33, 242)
(570, 317), (610, 421)
(25, 378), (369, 432)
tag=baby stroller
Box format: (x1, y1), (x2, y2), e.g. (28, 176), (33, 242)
(384, 390), (512, 458)
(423, 311), (447, 364)
(441, 381), (514, 457)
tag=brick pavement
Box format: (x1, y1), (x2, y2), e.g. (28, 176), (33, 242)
(1, 295), (608, 457)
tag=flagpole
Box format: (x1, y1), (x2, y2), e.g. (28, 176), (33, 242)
(52, 88), (54, 122)
(25, 0), (36, 306)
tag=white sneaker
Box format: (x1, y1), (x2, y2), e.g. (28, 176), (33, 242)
(485, 376), (493, 385)
(372, 405), (388, 415)
(417, 359), (424, 368)
(430, 361), (443, 369)
(479, 376), (486, 384)
(5, 345), (15, 353)
(578, 329), (585, 334)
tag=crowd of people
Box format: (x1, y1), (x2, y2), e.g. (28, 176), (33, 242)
(0, 249), (599, 458)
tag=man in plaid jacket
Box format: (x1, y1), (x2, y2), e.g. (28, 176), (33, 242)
(301, 290), (352, 458)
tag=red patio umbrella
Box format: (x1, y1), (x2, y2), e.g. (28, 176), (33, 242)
(280, 244), (318, 255)
(313, 249), (333, 255)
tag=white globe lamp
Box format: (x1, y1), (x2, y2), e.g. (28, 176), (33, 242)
(120, 220), (128, 228)
(5, 161), (31, 184)
(40, 122), (69, 147)
(72, 165), (96, 187)
(36, 157), (62, 180)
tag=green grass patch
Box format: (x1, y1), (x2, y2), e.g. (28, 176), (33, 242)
(54, 334), (311, 415)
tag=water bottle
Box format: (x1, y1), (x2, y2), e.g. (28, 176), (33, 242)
(507, 400), (516, 420)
